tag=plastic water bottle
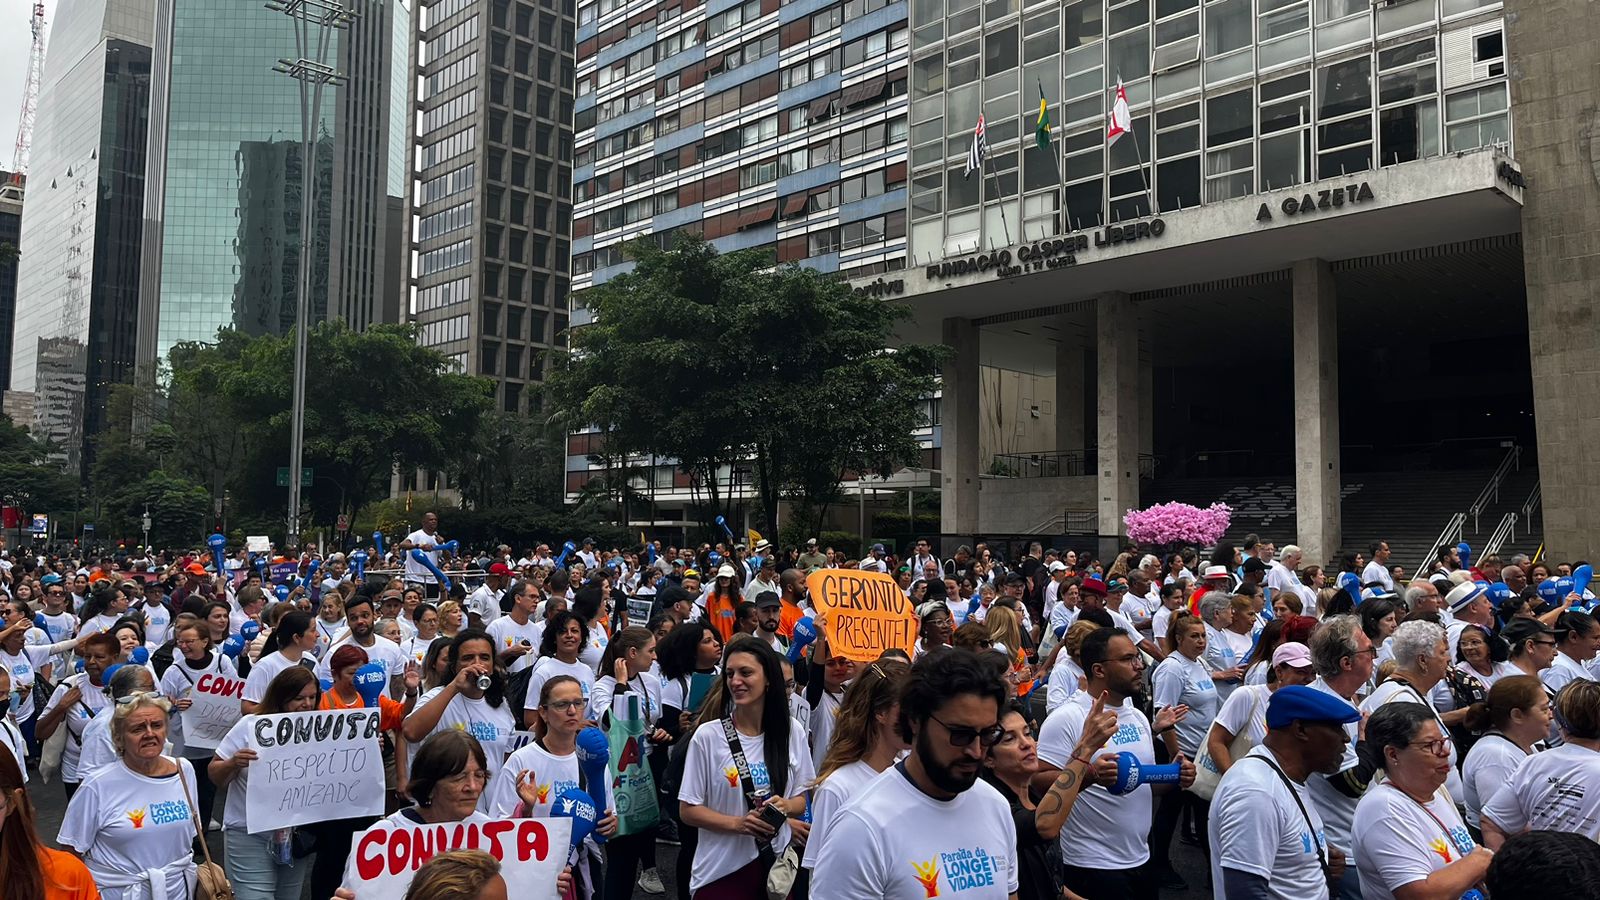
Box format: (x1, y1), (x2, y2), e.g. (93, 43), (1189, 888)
(271, 829), (293, 865)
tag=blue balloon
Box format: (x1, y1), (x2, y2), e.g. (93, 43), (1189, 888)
(1487, 582), (1514, 606)
(353, 662), (387, 708)
(221, 635), (245, 658)
(319, 678), (334, 693)
(550, 788), (600, 853)
(708, 551), (721, 566)
(575, 726), (611, 841)
(1109, 751), (1183, 795)
(129, 646), (150, 666)
(787, 616), (818, 663)
(1576, 564), (1594, 598)
(274, 584), (290, 603)
(240, 621), (261, 642)
(32, 613), (45, 630)
(1337, 571), (1362, 607)
(208, 533), (227, 574)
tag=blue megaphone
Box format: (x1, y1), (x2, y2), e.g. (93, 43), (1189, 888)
(240, 621), (261, 642)
(319, 678), (334, 693)
(129, 646), (150, 666)
(1556, 576), (1577, 601)
(787, 616), (818, 663)
(1576, 564), (1594, 598)
(354, 661), (387, 708)
(351, 549), (368, 581)
(208, 533), (227, 574)
(33, 613), (45, 630)
(708, 551), (721, 567)
(221, 635), (245, 658)
(1457, 541), (1473, 570)
(409, 549), (454, 593)
(714, 515), (735, 543)
(1108, 751), (1182, 795)
(575, 726), (611, 842)
(274, 583), (290, 604)
(551, 788), (600, 856)
(372, 531), (386, 557)
(554, 541), (577, 568)
(1487, 582), (1514, 607)
(1538, 577), (1561, 607)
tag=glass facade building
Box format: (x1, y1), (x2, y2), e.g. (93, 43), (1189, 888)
(9, 0), (154, 476)
(905, 0), (1509, 258)
(0, 177), (22, 394)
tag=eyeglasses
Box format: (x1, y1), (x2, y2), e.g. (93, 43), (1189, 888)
(929, 713), (1005, 748)
(543, 699), (584, 713)
(1408, 736), (1453, 757)
(114, 691), (164, 706)
(1531, 639), (1558, 647)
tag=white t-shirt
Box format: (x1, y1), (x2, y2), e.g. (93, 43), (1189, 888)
(589, 672), (663, 728)
(0, 718), (25, 782)
(1361, 561), (1394, 593)
(486, 616), (543, 674)
(42, 673), (110, 782)
(579, 624), (608, 673)
(1352, 783), (1477, 900)
(1303, 677), (1362, 861)
(1204, 624), (1248, 702)
(1151, 604), (1175, 643)
(801, 760), (885, 870)
(400, 635), (438, 668)
(404, 529), (441, 583)
(1036, 690), (1154, 867)
(58, 757), (200, 900)
(1151, 652), (1219, 757)
(159, 652), (237, 757)
(0, 638), (75, 720)
(1209, 745), (1331, 900)
(1480, 742), (1600, 838)
(811, 764), (1018, 899)
(1541, 651), (1593, 694)
(314, 634), (407, 683)
(77, 707), (122, 776)
(482, 738), (582, 818)
(137, 601), (173, 647)
(678, 719), (815, 892)
(404, 687), (518, 781)
(1460, 733), (1527, 828)
(1045, 653), (1083, 714)
(1212, 682), (1272, 749)
(78, 612), (122, 638)
(523, 657), (595, 711)
(242, 650), (308, 704)
(213, 715), (271, 832)
(808, 689), (842, 765)
(466, 584), (504, 625)
(1360, 679), (1463, 801)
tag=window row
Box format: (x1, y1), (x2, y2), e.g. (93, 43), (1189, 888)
(423, 15), (478, 66)
(415, 276), (472, 313)
(425, 54), (478, 101)
(418, 314), (471, 346)
(420, 127), (477, 170)
(423, 0), (474, 30)
(418, 200), (476, 241)
(422, 90), (478, 135)
(420, 238), (474, 276)
(420, 163), (475, 205)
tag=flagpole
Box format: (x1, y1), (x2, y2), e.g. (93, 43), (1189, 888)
(1115, 74), (1157, 215)
(983, 150), (1013, 246)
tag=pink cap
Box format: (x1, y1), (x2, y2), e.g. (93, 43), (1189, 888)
(1272, 641), (1313, 669)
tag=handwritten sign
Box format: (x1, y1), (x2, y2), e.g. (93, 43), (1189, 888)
(180, 673), (246, 751)
(804, 569), (918, 662)
(245, 709), (385, 833)
(345, 817), (571, 900)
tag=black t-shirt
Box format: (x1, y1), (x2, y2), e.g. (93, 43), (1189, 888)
(985, 776), (1057, 900)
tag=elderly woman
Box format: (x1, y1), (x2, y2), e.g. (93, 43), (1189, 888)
(1481, 679), (1600, 849)
(58, 690), (200, 900)
(1352, 703), (1491, 899)
(1199, 592), (1246, 701)
(210, 665), (322, 900)
(1359, 619), (1466, 806)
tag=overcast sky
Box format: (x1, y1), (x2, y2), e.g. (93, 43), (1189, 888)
(0, 0), (60, 174)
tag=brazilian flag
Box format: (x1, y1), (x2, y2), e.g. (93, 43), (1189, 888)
(1034, 85), (1050, 151)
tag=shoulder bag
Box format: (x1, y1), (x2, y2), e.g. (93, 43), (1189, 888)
(176, 760), (234, 900)
(720, 717), (796, 900)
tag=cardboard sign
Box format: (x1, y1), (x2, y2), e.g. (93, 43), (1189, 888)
(246, 536), (272, 554)
(347, 817), (571, 900)
(245, 709), (385, 833)
(179, 672), (246, 751)
(804, 569), (919, 662)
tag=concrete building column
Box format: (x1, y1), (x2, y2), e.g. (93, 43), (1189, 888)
(1054, 322), (1086, 457)
(1507, 0), (1600, 561)
(940, 317), (981, 535)
(1293, 259), (1342, 567)
(1096, 292), (1138, 545)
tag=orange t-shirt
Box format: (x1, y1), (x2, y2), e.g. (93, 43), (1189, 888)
(778, 601), (804, 638)
(38, 846), (99, 900)
(319, 689), (406, 732)
(704, 593), (739, 643)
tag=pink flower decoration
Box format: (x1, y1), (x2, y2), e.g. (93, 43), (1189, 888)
(1123, 502), (1233, 546)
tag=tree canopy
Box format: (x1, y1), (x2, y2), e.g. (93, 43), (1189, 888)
(544, 235), (945, 537)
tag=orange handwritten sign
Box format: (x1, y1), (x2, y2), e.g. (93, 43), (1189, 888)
(804, 569), (919, 662)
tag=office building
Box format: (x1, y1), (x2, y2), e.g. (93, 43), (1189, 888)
(9, 0), (154, 476)
(0, 175), (21, 395)
(403, 0), (578, 426)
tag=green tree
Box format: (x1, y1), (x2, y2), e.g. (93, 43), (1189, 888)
(169, 322), (495, 532)
(544, 235), (945, 538)
(0, 415), (79, 514)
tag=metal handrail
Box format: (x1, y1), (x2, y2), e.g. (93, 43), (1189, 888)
(1416, 512), (1467, 577)
(1025, 509), (1098, 534)
(1468, 445), (1521, 532)
(1521, 480), (1542, 522)
(1483, 512), (1518, 558)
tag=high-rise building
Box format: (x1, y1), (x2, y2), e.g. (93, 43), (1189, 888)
(0, 176), (22, 395)
(135, 0), (413, 374)
(403, 0), (578, 423)
(9, 0), (154, 476)
(570, 0), (911, 288)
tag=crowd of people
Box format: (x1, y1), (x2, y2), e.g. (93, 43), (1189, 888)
(0, 521), (1596, 900)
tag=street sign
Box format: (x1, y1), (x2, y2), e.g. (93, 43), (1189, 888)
(275, 467), (313, 487)
(29, 514), (47, 536)
(83, 523), (94, 532)
(336, 514), (350, 532)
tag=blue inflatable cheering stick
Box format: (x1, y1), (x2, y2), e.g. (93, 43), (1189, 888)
(409, 549), (454, 593)
(550, 788), (600, 862)
(554, 540), (577, 569)
(575, 726), (611, 843)
(713, 515), (736, 543)
(350, 549), (368, 581)
(353, 662), (388, 708)
(207, 533), (227, 575)
(372, 531), (387, 558)
(787, 616), (818, 663)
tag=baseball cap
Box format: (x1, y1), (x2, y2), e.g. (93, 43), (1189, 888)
(806, 538), (818, 546)
(488, 562), (512, 576)
(1107, 577), (1129, 593)
(1271, 641), (1313, 669)
(1242, 558), (1270, 574)
(1004, 572), (1027, 586)
(1080, 576), (1108, 597)
(683, 568), (700, 579)
(1203, 565), (1230, 580)
(1446, 581), (1488, 612)
(1266, 684), (1361, 729)
(871, 543), (886, 553)
(753, 591), (781, 609)
(1048, 561), (1068, 573)
(716, 564), (738, 579)
(185, 562), (208, 576)
(40, 574), (62, 586)
(582, 536), (596, 545)
(1501, 618), (1557, 646)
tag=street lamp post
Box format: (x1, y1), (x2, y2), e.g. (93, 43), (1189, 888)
(266, 0), (353, 550)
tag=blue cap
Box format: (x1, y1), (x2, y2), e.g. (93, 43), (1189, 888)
(871, 543), (885, 552)
(1266, 685), (1361, 729)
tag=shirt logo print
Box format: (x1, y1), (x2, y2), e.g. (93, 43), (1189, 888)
(911, 858), (941, 897)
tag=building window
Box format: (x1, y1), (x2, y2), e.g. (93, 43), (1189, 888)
(1444, 83), (1509, 151)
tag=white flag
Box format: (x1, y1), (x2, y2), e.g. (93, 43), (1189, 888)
(1107, 80), (1132, 145)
